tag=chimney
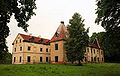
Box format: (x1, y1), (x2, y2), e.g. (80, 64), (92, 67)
(60, 21), (64, 24)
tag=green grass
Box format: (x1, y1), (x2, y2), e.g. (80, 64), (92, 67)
(0, 63), (120, 76)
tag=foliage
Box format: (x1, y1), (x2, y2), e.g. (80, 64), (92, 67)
(0, 0), (36, 63)
(65, 13), (89, 64)
(104, 29), (120, 62)
(90, 32), (105, 49)
(95, 0), (120, 31)
(0, 63), (120, 76)
(95, 0), (120, 62)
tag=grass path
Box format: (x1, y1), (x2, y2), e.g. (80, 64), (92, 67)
(0, 63), (120, 76)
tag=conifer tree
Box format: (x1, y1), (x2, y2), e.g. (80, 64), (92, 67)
(65, 13), (89, 65)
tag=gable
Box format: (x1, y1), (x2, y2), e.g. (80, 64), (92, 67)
(12, 33), (24, 45)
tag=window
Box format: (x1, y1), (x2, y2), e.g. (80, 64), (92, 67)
(97, 50), (99, 53)
(28, 46), (31, 51)
(55, 44), (58, 50)
(102, 58), (104, 61)
(85, 57), (87, 62)
(14, 48), (16, 52)
(16, 40), (17, 44)
(97, 58), (99, 62)
(55, 56), (58, 62)
(87, 48), (89, 52)
(40, 48), (42, 52)
(27, 56), (31, 62)
(14, 57), (16, 62)
(20, 39), (21, 43)
(101, 51), (103, 55)
(46, 57), (48, 62)
(94, 49), (95, 54)
(20, 47), (22, 51)
(20, 56), (22, 62)
(91, 48), (92, 53)
(94, 57), (96, 62)
(40, 57), (42, 62)
(46, 48), (48, 52)
(91, 57), (93, 62)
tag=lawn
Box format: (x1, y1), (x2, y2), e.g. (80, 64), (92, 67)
(0, 63), (120, 76)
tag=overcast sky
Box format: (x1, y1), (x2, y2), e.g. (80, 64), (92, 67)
(7, 0), (105, 53)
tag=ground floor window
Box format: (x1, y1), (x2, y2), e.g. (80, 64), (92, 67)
(14, 57), (16, 62)
(20, 56), (22, 62)
(85, 57), (87, 62)
(102, 57), (104, 61)
(46, 57), (48, 62)
(40, 57), (42, 62)
(27, 56), (31, 62)
(97, 58), (99, 62)
(91, 57), (93, 62)
(94, 57), (96, 62)
(55, 56), (58, 62)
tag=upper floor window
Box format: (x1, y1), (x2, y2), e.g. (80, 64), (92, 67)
(101, 51), (103, 55)
(97, 50), (99, 53)
(46, 48), (48, 52)
(16, 40), (17, 44)
(20, 47), (22, 51)
(14, 48), (16, 52)
(40, 48), (42, 52)
(94, 49), (95, 54)
(28, 46), (31, 51)
(20, 39), (21, 43)
(91, 48), (92, 53)
(87, 48), (89, 52)
(55, 44), (58, 50)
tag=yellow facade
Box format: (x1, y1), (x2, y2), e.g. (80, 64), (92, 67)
(84, 47), (104, 63)
(50, 41), (66, 64)
(12, 22), (104, 64)
(12, 34), (50, 64)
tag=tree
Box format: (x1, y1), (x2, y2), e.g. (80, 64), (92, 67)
(65, 13), (89, 65)
(95, 0), (120, 31)
(90, 32), (105, 49)
(0, 0), (36, 63)
(95, 0), (120, 62)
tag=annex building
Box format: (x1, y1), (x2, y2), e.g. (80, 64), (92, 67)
(12, 21), (104, 64)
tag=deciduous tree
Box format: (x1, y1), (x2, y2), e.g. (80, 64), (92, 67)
(95, 0), (120, 62)
(0, 0), (36, 63)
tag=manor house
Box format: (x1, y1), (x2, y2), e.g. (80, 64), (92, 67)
(12, 21), (104, 64)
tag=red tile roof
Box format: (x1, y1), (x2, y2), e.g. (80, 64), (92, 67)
(19, 33), (50, 45)
(50, 22), (68, 42)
